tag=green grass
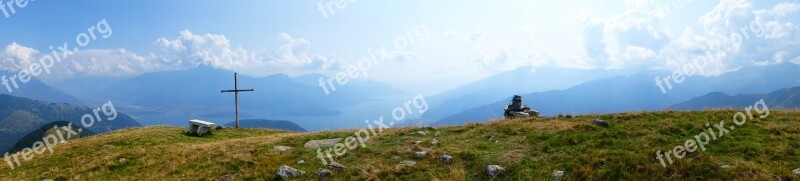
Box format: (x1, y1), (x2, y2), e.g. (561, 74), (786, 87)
(1, 110), (800, 180)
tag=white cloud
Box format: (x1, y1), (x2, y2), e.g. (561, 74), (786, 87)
(154, 30), (342, 75)
(468, 31), (484, 41)
(0, 30), (346, 78)
(573, 0), (800, 75)
(1, 42), (39, 71)
(577, 0), (672, 69)
(676, 0), (800, 73)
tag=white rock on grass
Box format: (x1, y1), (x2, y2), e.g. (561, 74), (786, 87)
(430, 138), (439, 145)
(274, 145), (294, 152)
(415, 151), (427, 158)
(399, 160), (417, 167)
(413, 140), (423, 145)
(486, 165), (504, 179)
(435, 131), (442, 136)
(409, 131), (428, 136)
(554, 170), (564, 181)
(304, 138), (343, 149)
(277, 165), (305, 179)
(793, 168), (800, 175)
(219, 174), (235, 181)
(489, 136), (498, 142)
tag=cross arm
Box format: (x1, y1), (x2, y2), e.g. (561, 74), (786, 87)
(221, 89), (255, 93)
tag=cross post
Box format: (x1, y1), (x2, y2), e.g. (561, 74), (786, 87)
(221, 72), (254, 128)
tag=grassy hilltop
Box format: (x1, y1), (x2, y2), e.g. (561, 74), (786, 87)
(2, 110), (800, 180)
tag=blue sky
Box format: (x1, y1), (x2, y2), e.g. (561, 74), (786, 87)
(1, 0), (799, 94)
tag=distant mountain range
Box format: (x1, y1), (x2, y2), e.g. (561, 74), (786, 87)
(223, 119), (307, 132)
(292, 73), (404, 98)
(421, 67), (633, 120)
(435, 64), (800, 125)
(0, 94), (141, 153)
(0, 71), (85, 106)
(670, 86), (800, 110)
(50, 66), (406, 127)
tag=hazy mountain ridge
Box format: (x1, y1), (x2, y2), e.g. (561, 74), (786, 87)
(0, 71), (86, 106)
(292, 73), (405, 98)
(670, 86), (800, 110)
(0, 94), (141, 153)
(61, 66), (362, 120)
(435, 64), (800, 125)
(422, 67), (633, 120)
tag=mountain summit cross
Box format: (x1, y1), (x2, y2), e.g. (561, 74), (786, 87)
(221, 72), (254, 128)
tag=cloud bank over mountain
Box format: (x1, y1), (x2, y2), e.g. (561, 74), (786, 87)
(0, 0), (797, 91)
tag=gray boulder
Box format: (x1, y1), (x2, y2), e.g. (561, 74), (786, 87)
(328, 162), (347, 171)
(486, 165), (504, 179)
(415, 151), (427, 158)
(794, 168), (800, 175)
(274, 145), (294, 152)
(399, 160), (417, 167)
(489, 136), (499, 142)
(592, 119), (609, 127)
(220, 174), (235, 181)
(435, 131), (442, 136)
(430, 138), (439, 145)
(277, 165), (305, 179)
(317, 168), (333, 179)
(554, 170), (564, 181)
(440, 154), (453, 164)
(409, 131), (428, 136)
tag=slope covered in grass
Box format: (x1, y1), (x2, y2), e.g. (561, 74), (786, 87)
(2, 110), (800, 180)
